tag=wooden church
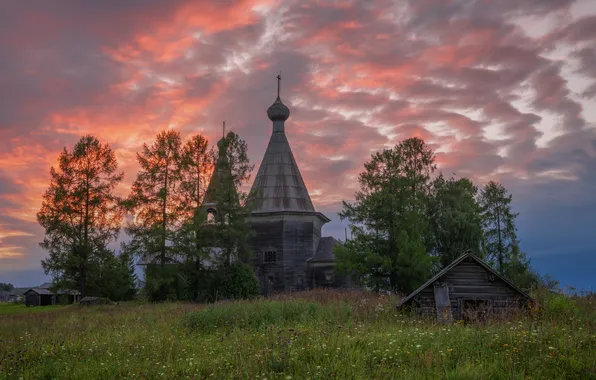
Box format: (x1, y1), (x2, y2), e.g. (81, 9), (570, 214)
(202, 75), (344, 295)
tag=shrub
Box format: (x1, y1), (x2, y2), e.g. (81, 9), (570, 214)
(534, 288), (578, 317)
(200, 261), (260, 302)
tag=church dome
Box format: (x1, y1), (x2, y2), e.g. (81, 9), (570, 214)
(267, 96), (290, 122)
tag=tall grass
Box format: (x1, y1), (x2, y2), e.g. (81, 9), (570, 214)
(1, 289), (595, 379)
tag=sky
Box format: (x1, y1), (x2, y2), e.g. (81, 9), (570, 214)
(0, 0), (595, 291)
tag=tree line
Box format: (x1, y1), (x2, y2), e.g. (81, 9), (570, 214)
(335, 137), (555, 294)
(37, 131), (258, 302)
(37, 132), (551, 302)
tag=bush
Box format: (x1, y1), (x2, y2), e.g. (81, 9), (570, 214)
(533, 288), (579, 317)
(200, 262), (260, 302)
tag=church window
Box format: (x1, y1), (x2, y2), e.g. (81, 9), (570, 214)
(263, 251), (276, 263)
(207, 208), (216, 223)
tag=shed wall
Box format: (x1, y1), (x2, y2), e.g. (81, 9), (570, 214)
(413, 258), (529, 319)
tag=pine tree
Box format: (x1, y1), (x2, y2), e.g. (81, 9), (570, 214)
(124, 130), (184, 301)
(37, 135), (123, 297)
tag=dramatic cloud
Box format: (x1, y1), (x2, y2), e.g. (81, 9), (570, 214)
(1, 0), (595, 288)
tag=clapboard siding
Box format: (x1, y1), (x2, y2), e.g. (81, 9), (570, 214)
(248, 213), (324, 295)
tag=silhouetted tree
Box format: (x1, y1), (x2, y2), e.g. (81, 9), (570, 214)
(176, 133), (214, 300)
(123, 130), (184, 301)
(37, 135), (123, 298)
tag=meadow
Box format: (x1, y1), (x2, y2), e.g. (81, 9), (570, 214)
(0, 290), (594, 379)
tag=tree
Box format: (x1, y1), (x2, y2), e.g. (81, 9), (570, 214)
(91, 248), (138, 301)
(176, 133), (214, 300)
(478, 181), (519, 274)
(429, 174), (484, 267)
(37, 135), (123, 297)
(337, 137), (436, 293)
(0, 283), (14, 292)
(210, 131), (255, 265)
(124, 130), (184, 301)
(477, 181), (542, 289)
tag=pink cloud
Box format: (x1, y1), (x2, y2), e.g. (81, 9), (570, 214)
(1, 0), (596, 277)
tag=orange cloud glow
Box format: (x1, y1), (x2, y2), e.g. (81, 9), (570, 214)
(1, 0), (596, 285)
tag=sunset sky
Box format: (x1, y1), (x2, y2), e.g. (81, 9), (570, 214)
(1, 0), (595, 290)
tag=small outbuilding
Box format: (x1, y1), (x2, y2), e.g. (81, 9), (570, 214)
(397, 250), (535, 322)
(24, 288), (56, 307)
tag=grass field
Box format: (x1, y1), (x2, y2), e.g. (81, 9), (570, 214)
(0, 303), (68, 316)
(1, 290), (595, 379)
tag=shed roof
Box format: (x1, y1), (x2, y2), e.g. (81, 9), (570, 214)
(309, 237), (341, 262)
(397, 250), (534, 308)
(25, 287), (54, 296)
(9, 287), (29, 296)
(38, 282), (53, 289)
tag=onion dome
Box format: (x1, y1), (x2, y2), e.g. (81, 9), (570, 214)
(267, 96), (290, 122)
(267, 74), (290, 122)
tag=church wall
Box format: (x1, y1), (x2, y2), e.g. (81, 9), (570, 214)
(282, 219), (314, 292)
(312, 218), (324, 260)
(247, 213), (325, 295)
(248, 219), (285, 295)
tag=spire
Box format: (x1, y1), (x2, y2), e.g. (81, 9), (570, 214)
(217, 121), (226, 152)
(249, 74), (315, 213)
(267, 73), (290, 123)
(203, 122), (238, 210)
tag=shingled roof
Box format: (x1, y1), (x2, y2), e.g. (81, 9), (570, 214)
(203, 134), (239, 209)
(248, 76), (316, 214)
(249, 132), (315, 213)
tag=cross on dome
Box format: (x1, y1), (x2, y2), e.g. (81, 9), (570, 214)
(267, 73), (290, 122)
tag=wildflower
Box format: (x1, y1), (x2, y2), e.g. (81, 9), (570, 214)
(503, 344), (508, 347)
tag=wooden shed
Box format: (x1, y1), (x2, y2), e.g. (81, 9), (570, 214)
(397, 250), (535, 322)
(24, 288), (56, 307)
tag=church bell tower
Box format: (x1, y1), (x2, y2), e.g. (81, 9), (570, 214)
(247, 75), (331, 295)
